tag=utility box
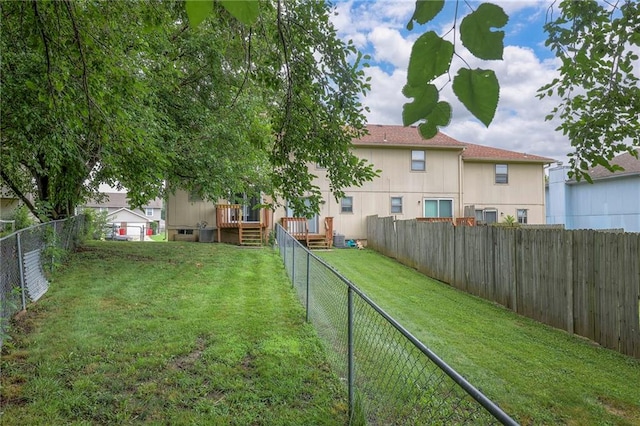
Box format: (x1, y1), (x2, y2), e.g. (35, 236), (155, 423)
(333, 234), (346, 248)
(199, 228), (215, 243)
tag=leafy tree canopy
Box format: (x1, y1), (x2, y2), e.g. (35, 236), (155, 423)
(1, 0), (376, 221)
(403, 0), (639, 180)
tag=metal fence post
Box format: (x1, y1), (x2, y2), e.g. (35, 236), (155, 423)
(306, 251), (311, 322)
(347, 286), (355, 420)
(291, 241), (296, 288)
(16, 233), (27, 311)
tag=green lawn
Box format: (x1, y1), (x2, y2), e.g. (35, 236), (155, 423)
(1, 242), (346, 425)
(317, 249), (640, 426)
(149, 232), (167, 242)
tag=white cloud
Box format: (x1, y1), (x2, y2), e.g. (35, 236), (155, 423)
(332, 0), (573, 163)
(362, 65), (407, 124)
(368, 27), (413, 68)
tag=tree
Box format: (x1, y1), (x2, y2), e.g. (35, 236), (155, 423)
(403, 0), (639, 179)
(539, 0), (639, 181)
(1, 1), (169, 220)
(0, 0), (376, 221)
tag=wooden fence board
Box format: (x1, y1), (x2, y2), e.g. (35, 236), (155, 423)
(367, 216), (640, 358)
(493, 228), (515, 309)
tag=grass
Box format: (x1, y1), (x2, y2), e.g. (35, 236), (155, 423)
(1, 241), (347, 425)
(317, 248), (640, 426)
(149, 233), (167, 242)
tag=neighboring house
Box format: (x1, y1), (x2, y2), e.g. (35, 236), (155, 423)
(461, 143), (551, 226)
(546, 150), (640, 232)
(166, 124), (554, 243)
(277, 124), (554, 239)
(105, 207), (154, 241)
(0, 186), (19, 220)
(82, 191), (164, 235)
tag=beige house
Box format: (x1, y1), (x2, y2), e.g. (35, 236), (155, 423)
(166, 124), (554, 243)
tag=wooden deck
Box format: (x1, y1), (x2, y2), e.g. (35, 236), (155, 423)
(216, 204), (268, 246)
(281, 217), (333, 249)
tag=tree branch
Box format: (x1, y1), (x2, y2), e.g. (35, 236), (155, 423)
(32, 0), (55, 96)
(63, 0), (92, 128)
(0, 169), (41, 221)
(276, 0), (293, 135)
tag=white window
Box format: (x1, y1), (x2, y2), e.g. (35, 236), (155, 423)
(145, 208), (154, 217)
(517, 209), (528, 224)
(411, 150), (426, 171)
(424, 199), (453, 218)
(495, 164), (508, 184)
(99, 207), (109, 213)
(341, 196), (353, 214)
(390, 197), (403, 214)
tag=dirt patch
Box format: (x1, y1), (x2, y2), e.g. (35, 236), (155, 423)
(1, 382), (28, 406)
(75, 246), (98, 253)
(598, 396), (640, 423)
(171, 337), (206, 371)
(8, 308), (40, 337)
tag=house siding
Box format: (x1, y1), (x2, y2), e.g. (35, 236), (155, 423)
(288, 147), (463, 239)
(166, 190), (216, 231)
(463, 161), (547, 224)
(547, 166), (640, 232)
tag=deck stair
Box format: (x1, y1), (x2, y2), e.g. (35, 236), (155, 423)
(239, 226), (263, 246)
(281, 217), (333, 250)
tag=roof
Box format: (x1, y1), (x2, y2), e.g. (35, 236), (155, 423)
(353, 124), (555, 163)
(462, 143), (555, 164)
(354, 124), (467, 148)
(106, 207), (152, 222)
(581, 149), (640, 181)
(84, 192), (163, 209)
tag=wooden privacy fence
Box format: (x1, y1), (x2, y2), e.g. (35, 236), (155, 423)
(366, 215), (640, 359)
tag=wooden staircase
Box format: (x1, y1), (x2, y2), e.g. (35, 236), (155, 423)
(239, 226), (263, 246)
(281, 217), (333, 250)
(307, 235), (330, 249)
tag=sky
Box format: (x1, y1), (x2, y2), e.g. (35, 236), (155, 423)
(330, 0), (571, 164)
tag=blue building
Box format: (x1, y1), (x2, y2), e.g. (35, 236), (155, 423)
(546, 150), (640, 232)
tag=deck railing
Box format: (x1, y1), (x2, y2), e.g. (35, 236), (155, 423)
(216, 204), (243, 228)
(281, 217), (308, 241)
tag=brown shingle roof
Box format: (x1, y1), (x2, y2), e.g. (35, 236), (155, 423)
(354, 124), (467, 148)
(583, 149), (640, 180)
(84, 192), (163, 209)
(353, 124), (555, 163)
(462, 143), (555, 164)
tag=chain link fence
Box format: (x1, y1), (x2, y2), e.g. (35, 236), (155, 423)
(276, 224), (518, 425)
(0, 216), (86, 348)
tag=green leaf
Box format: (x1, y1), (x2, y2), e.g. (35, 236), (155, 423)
(460, 3), (508, 60)
(418, 102), (452, 139)
(407, 31), (453, 86)
(220, 0), (259, 26)
(406, 0), (445, 31)
(453, 68), (499, 127)
(185, 0), (213, 28)
(402, 84), (438, 126)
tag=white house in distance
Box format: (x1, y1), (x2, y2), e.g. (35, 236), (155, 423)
(81, 184), (164, 239)
(546, 150), (640, 232)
